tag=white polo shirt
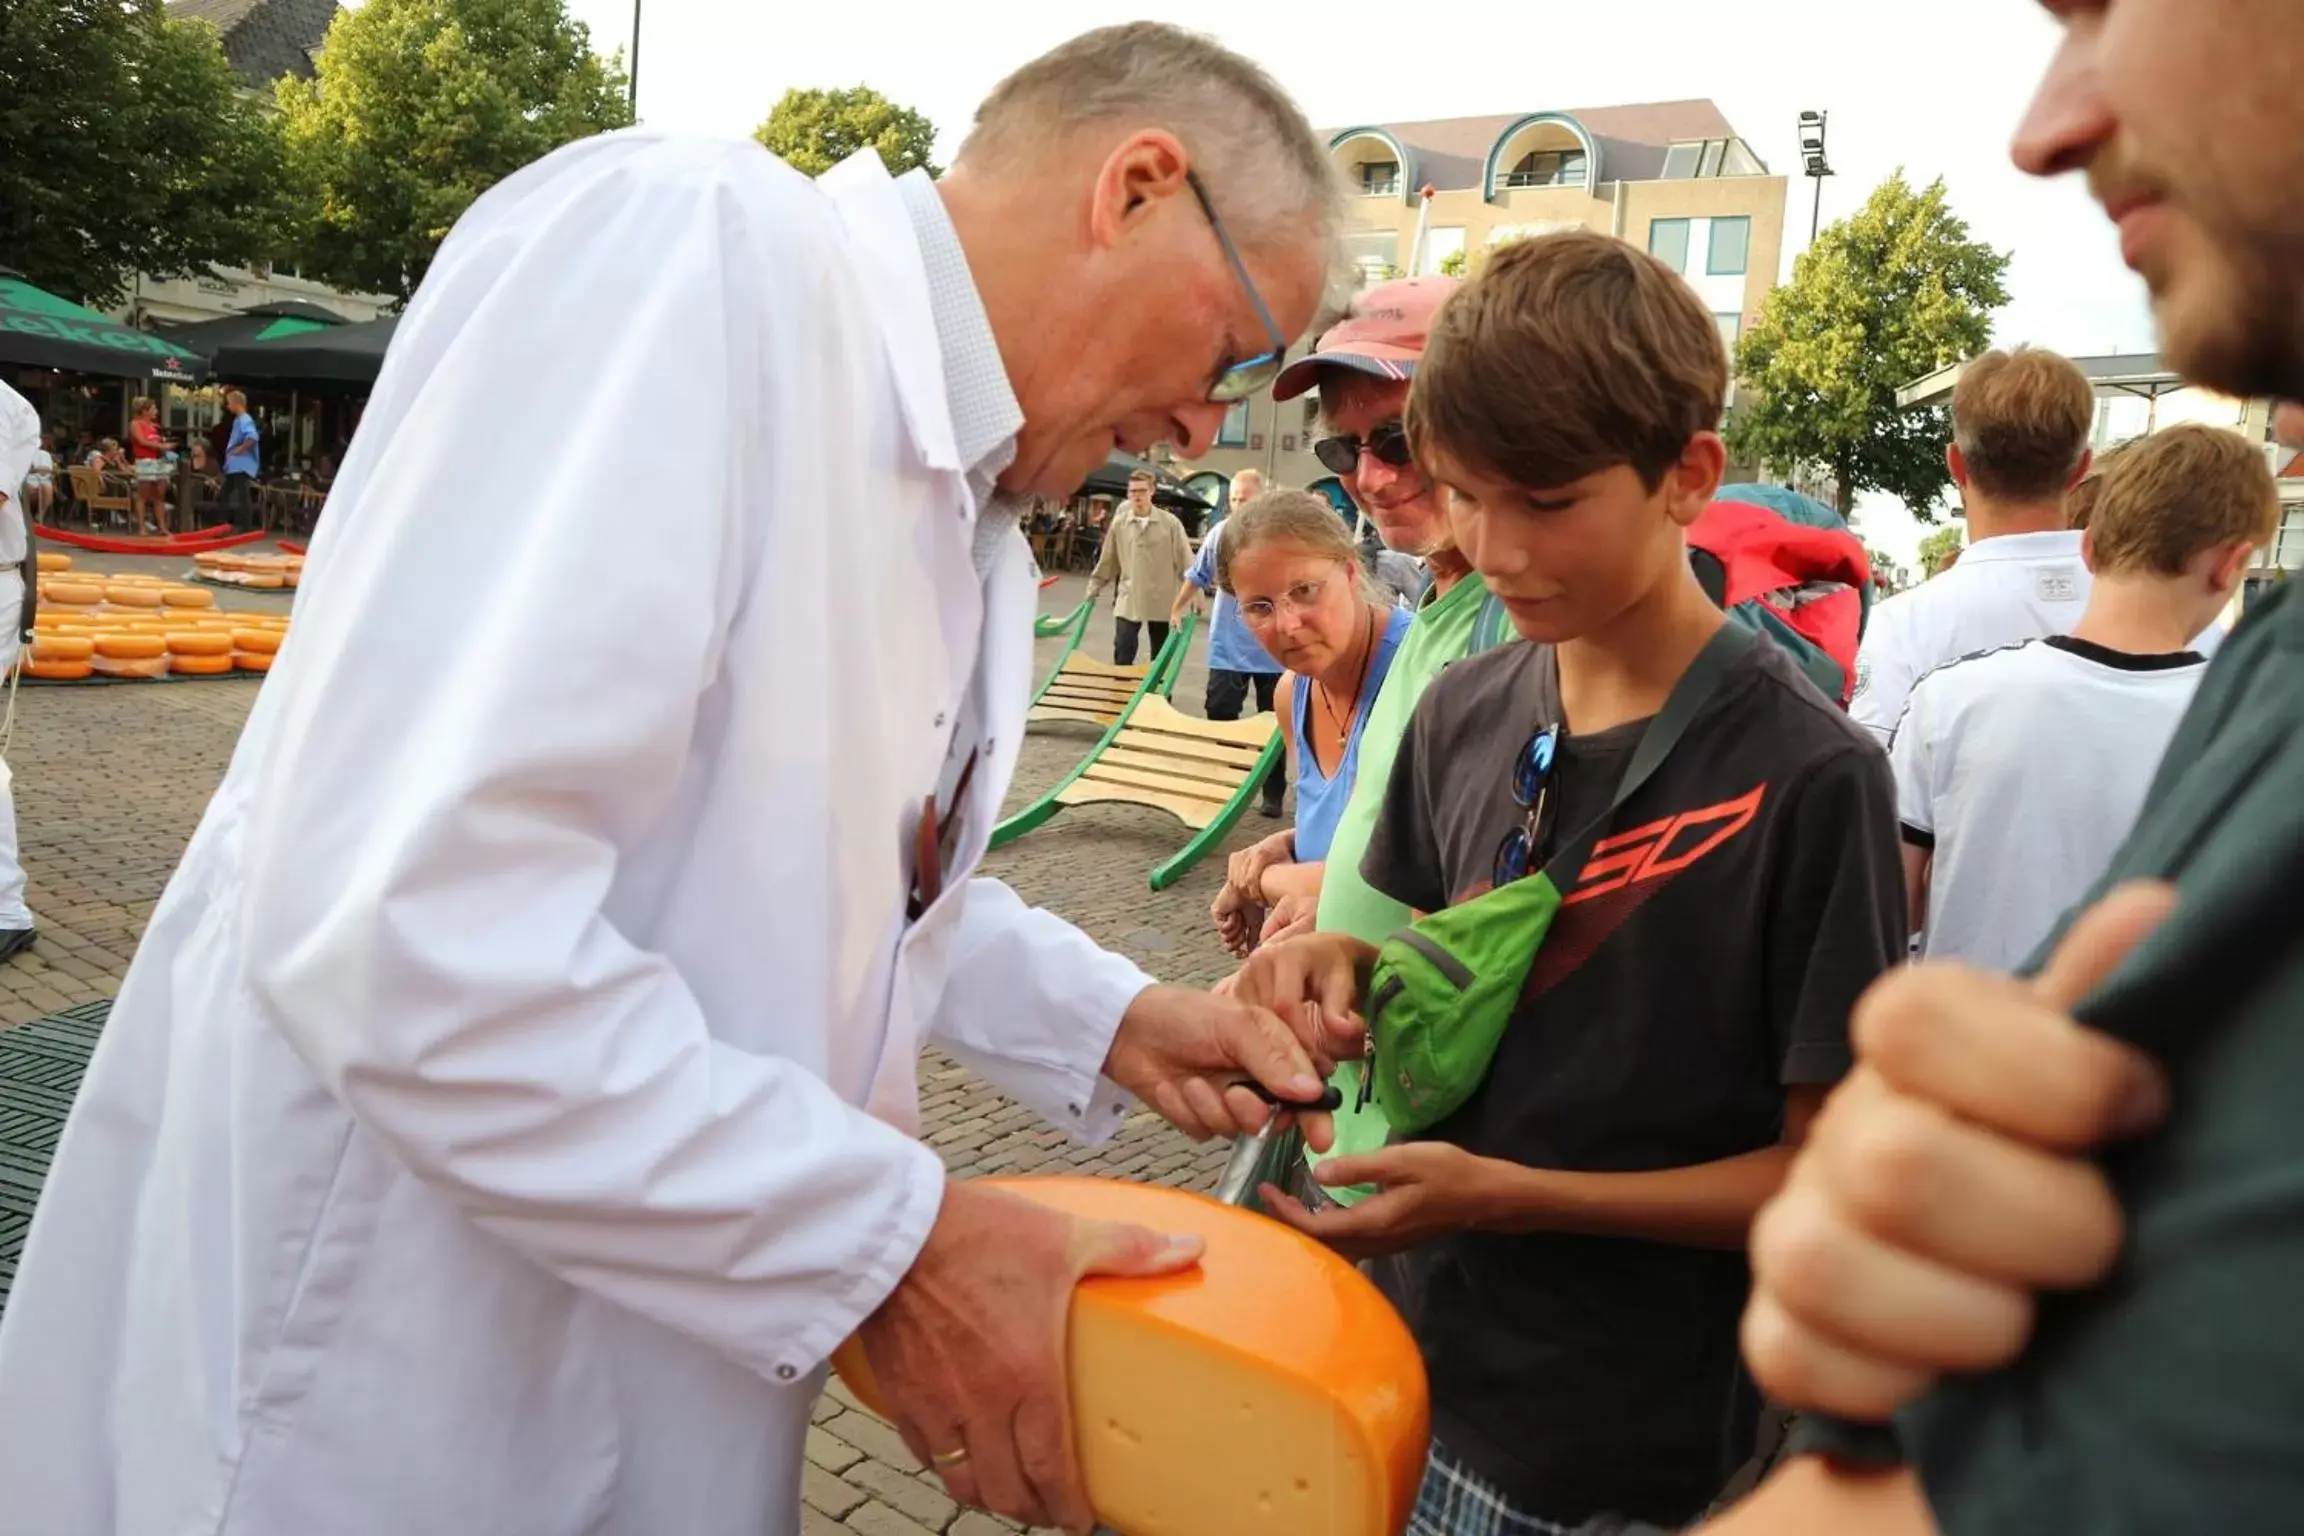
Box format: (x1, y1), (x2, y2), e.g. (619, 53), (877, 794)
(1852, 530), (2095, 741)
(1890, 634), (2209, 971)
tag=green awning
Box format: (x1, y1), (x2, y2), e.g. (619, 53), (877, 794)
(0, 274), (206, 383)
(253, 315), (328, 341)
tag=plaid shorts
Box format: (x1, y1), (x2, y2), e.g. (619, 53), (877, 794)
(1407, 1440), (1578, 1536)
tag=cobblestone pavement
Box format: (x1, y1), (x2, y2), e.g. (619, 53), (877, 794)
(1, 569), (1277, 1534)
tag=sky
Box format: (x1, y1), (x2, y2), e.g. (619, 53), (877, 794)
(564, 0), (2154, 566)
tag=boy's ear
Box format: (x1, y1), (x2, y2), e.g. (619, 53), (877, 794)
(1665, 432), (1729, 528)
(2203, 539), (2256, 598)
(1947, 443), (1969, 490)
(2080, 526), (2100, 574)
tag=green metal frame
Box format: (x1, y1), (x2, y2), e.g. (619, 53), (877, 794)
(1027, 600), (1095, 709)
(992, 613), (1198, 851)
(1034, 598), (1091, 640)
(1146, 731), (1283, 891)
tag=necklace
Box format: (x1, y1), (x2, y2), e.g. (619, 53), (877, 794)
(1313, 605), (1377, 767)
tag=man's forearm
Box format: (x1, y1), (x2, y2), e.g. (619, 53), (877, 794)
(1695, 1458), (1934, 1536)
(1471, 1144), (1799, 1250)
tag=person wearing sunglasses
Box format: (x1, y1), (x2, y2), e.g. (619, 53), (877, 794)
(1208, 489), (1413, 959)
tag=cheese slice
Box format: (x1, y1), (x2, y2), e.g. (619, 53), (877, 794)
(833, 1176), (1428, 1536)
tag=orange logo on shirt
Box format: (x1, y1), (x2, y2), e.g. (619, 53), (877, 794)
(1564, 784), (1767, 906)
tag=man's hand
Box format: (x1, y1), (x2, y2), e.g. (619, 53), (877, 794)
(858, 1181), (1203, 1533)
(1226, 830), (1296, 906)
(1257, 892), (1319, 948)
(1259, 1142), (1499, 1259)
(1742, 884), (2174, 1421)
(1103, 984), (1354, 1151)
(1231, 930), (1374, 1032)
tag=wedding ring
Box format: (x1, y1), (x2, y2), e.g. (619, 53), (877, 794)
(931, 1446), (970, 1469)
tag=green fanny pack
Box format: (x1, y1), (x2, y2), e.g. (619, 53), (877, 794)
(1360, 622), (1756, 1137)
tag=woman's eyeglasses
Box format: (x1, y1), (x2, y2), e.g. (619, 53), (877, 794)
(1312, 419), (1415, 476)
(1492, 724), (1562, 887)
(1236, 570), (1338, 626)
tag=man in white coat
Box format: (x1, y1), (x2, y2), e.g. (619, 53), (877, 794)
(0, 24), (1350, 1536)
(0, 378), (40, 957)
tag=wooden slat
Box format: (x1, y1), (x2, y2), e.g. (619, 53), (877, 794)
(1057, 657), (1150, 680)
(1041, 684), (1137, 708)
(1056, 779), (1224, 830)
(1078, 761), (1235, 812)
(1098, 745), (1250, 789)
(1112, 727), (1267, 771)
(1029, 705), (1124, 727)
(1129, 695), (1281, 748)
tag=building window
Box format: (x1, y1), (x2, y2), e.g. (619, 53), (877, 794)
(1360, 160), (1400, 197)
(1715, 313), (1743, 352)
(1503, 149), (1588, 189)
(1698, 140), (1728, 178)
(1344, 231), (1398, 285)
(1649, 218), (1691, 274)
(1664, 138), (1766, 180)
(2275, 506), (2304, 570)
(1720, 139), (1766, 177)
(1217, 398), (1251, 448)
(1708, 217), (1751, 275)
(1662, 143), (1703, 180)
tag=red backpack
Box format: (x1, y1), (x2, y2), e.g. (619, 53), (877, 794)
(1689, 487), (1874, 706)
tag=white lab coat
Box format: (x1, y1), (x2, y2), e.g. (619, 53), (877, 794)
(0, 133), (1154, 1536)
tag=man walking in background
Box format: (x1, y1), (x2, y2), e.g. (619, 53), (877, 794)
(1851, 346), (2099, 740)
(221, 389), (261, 530)
(1090, 466), (1194, 665)
(1177, 467), (1287, 816)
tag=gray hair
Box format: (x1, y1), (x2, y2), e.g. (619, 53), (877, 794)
(1228, 468), (1266, 502)
(959, 23), (1345, 258)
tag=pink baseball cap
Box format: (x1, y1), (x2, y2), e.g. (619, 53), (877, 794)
(1272, 275), (1461, 402)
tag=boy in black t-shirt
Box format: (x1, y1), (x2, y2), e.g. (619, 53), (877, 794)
(1234, 231), (1906, 1533)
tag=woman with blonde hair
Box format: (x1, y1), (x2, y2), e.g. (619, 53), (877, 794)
(125, 396), (173, 535)
(1210, 489), (1412, 955)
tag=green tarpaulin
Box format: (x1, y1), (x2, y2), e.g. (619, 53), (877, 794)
(0, 274), (206, 383)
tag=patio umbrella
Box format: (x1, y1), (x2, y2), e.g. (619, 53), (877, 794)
(158, 300), (349, 361)
(210, 314), (399, 386)
(1074, 451), (1213, 515)
(0, 271), (205, 384)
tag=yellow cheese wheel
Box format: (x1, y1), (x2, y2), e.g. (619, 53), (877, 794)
(231, 651), (274, 673)
(172, 652), (234, 676)
(24, 657), (91, 681)
(285, 570), (301, 588)
(160, 585), (215, 608)
(35, 552), (71, 573)
(105, 585), (164, 607)
(831, 1178), (1428, 1536)
(30, 635), (96, 662)
(91, 653), (167, 679)
(231, 628), (282, 655)
(41, 580), (102, 605)
(240, 573), (286, 590)
(166, 632), (232, 658)
(92, 633), (166, 660)
(31, 611), (70, 629)
(110, 572), (165, 584)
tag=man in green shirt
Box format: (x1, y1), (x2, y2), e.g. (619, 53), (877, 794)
(1690, 3), (2304, 1531)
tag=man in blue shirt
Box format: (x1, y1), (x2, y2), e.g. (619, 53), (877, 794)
(222, 388), (260, 529)
(1175, 468), (1286, 817)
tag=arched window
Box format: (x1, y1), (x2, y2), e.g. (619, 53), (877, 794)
(1504, 148), (1587, 189)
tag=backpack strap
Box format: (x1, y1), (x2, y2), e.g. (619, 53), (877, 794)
(1471, 590), (1515, 654)
(1538, 620), (1757, 886)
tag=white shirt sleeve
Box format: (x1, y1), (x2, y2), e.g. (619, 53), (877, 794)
(1849, 596), (1918, 744)
(0, 382), (39, 512)
(928, 878), (1148, 1143)
(1888, 677), (1939, 843)
(237, 137), (944, 1388)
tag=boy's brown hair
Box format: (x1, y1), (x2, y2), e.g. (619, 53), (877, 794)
(1405, 230), (1727, 492)
(2089, 423), (2279, 576)
(1950, 348), (2096, 500)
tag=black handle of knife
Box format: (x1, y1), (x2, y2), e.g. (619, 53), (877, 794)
(1237, 1081), (1344, 1112)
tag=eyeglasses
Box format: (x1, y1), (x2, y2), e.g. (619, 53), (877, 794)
(1313, 419), (1415, 477)
(1186, 169), (1291, 404)
(1492, 724), (1562, 887)
(1236, 569), (1340, 626)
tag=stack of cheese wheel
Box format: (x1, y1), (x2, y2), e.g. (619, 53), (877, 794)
(39, 576), (104, 614)
(283, 554), (304, 588)
(34, 551), (71, 574)
(91, 630), (168, 680)
(232, 623), (282, 673)
(238, 555), (290, 591)
(166, 625), (234, 676)
(103, 579), (167, 611)
(25, 631), (95, 681)
(831, 1177), (1430, 1536)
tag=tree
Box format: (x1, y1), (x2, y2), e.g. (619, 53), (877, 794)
(1866, 545), (1907, 597)
(276, 0), (632, 299)
(1727, 172), (2012, 521)
(0, 0), (296, 305)
(1918, 525), (1966, 578)
(754, 87), (940, 178)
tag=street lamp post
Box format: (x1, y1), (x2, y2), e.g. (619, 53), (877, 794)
(627, 0), (641, 117)
(1798, 110), (1834, 244)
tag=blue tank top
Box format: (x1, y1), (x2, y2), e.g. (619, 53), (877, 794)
(1288, 605), (1414, 863)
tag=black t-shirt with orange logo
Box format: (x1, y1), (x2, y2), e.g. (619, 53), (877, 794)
(1363, 633), (1906, 1526)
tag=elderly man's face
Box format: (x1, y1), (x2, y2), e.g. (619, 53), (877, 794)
(2017, 0), (2304, 399)
(1002, 138), (1327, 501)
(1322, 375), (1448, 558)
